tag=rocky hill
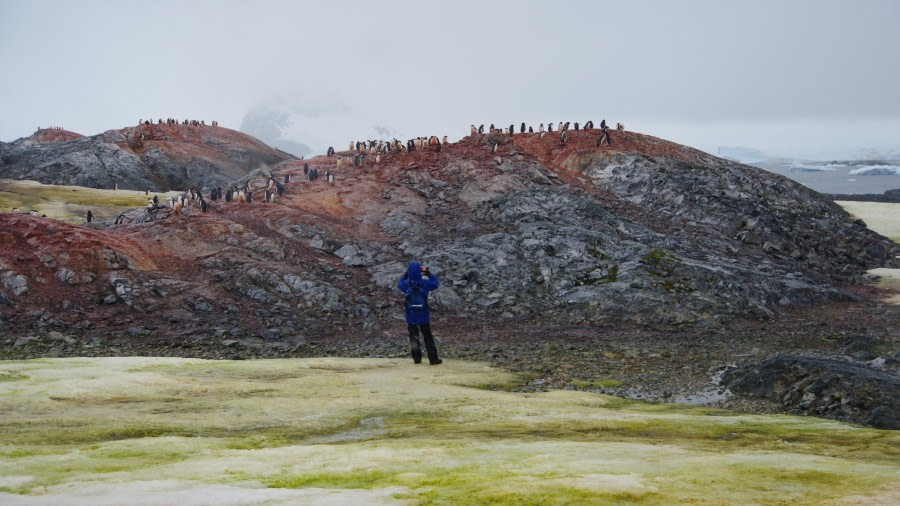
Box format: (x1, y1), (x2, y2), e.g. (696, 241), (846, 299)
(0, 124), (294, 191)
(1, 127), (897, 426)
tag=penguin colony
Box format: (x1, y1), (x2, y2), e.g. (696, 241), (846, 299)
(468, 119), (617, 149)
(5, 118), (623, 222)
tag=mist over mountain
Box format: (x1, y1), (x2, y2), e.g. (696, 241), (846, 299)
(239, 106), (312, 158)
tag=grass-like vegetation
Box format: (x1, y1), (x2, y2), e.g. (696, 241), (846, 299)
(0, 357), (897, 504)
(0, 179), (179, 223)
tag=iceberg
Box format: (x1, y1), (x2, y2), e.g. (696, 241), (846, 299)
(789, 162), (843, 173)
(848, 165), (900, 176)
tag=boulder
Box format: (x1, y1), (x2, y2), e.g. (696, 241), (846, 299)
(723, 355), (900, 429)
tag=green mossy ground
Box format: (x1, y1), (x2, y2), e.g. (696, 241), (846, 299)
(0, 357), (897, 504)
(0, 179), (179, 223)
(837, 201), (900, 243)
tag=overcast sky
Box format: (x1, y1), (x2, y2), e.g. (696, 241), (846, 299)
(1, 0), (898, 158)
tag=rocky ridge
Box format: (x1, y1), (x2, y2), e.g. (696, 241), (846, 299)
(1, 127), (897, 427)
(0, 124), (294, 191)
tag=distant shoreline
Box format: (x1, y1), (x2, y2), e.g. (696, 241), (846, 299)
(829, 189), (900, 203)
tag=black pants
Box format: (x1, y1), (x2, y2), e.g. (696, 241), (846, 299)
(408, 323), (440, 364)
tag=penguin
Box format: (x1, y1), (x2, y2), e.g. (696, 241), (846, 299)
(600, 119), (607, 129)
(113, 182), (118, 190)
(560, 131), (567, 143)
(349, 141), (355, 151)
(28, 210), (38, 216)
(276, 182), (285, 196)
(147, 199), (154, 210)
(574, 122), (580, 131)
(491, 143), (498, 153)
(597, 129), (611, 146)
(11, 207), (18, 213)
(303, 163), (309, 175)
(539, 123), (545, 133)
(563, 122), (570, 131)
(285, 174), (290, 184)
(470, 125), (477, 136)
(442, 135), (448, 145)
(376, 153), (382, 163)
(509, 124), (514, 135)
(327, 146), (335, 156)
(617, 123), (625, 131)
(225, 189), (232, 202)
(520, 122), (526, 133)
(238, 190), (246, 203)
(435, 140), (441, 152)
(200, 199), (208, 212)
(337, 157), (343, 169)
(558, 122), (563, 131)
(528, 126), (533, 133)
(115, 214), (125, 224)
(503, 128), (509, 134)
(548, 123), (554, 133)
(478, 124), (485, 134)
(246, 191), (253, 203)
(145, 189), (149, 195)
(87, 210), (94, 223)
(585, 120), (593, 130)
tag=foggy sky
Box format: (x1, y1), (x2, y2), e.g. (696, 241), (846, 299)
(1, 0), (899, 157)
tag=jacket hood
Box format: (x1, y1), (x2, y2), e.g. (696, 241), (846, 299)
(407, 262), (422, 283)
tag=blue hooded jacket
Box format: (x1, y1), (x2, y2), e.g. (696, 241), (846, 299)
(397, 262), (439, 325)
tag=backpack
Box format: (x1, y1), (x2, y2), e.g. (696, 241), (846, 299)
(405, 280), (427, 312)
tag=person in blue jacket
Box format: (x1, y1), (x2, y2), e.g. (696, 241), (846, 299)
(397, 261), (442, 365)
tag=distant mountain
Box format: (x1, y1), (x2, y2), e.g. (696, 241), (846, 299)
(0, 124), (294, 191)
(240, 106), (312, 158)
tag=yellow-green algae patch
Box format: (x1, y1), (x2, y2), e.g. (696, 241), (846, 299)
(0, 179), (180, 223)
(836, 201), (900, 243)
(0, 357), (897, 504)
